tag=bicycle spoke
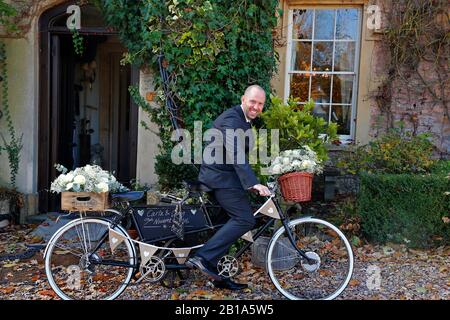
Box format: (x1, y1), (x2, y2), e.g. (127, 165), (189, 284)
(52, 243), (84, 258)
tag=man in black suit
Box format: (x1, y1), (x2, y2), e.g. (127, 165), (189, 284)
(186, 85), (271, 290)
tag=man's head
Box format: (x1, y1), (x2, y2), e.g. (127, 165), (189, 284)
(241, 85), (266, 120)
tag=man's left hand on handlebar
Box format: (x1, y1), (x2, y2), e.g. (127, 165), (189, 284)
(250, 184), (271, 196)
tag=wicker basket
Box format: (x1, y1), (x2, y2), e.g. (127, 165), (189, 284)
(61, 192), (110, 211)
(278, 172), (313, 202)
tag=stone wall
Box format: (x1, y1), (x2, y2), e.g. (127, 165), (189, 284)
(367, 0), (449, 158)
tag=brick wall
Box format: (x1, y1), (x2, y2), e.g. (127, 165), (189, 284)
(367, 0), (449, 158)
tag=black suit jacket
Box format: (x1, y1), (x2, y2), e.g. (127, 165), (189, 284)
(198, 105), (259, 190)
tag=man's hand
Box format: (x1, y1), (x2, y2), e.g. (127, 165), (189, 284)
(250, 184), (271, 197)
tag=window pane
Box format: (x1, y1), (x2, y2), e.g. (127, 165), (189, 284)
(293, 9), (313, 39)
(291, 41), (312, 71)
(332, 75), (354, 104)
(336, 9), (359, 40)
(334, 42), (355, 72)
(331, 105), (352, 135)
(290, 74), (310, 102)
(313, 42), (333, 71)
(311, 74), (331, 104)
(314, 10), (335, 40)
(312, 103), (330, 124)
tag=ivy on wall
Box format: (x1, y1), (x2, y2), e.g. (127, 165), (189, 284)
(98, 0), (280, 189)
(0, 0), (18, 34)
(0, 2), (23, 189)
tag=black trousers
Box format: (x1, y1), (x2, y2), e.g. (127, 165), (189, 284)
(195, 188), (255, 268)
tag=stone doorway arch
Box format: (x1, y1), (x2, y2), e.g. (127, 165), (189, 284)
(37, 1), (138, 212)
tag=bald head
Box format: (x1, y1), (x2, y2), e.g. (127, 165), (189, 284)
(241, 84), (266, 120)
(244, 85), (266, 98)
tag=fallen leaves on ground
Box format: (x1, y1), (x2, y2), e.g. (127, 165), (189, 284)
(0, 224), (448, 300)
(37, 289), (58, 298)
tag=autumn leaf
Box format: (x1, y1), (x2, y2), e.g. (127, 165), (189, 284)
(29, 236), (44, 244)
(318, 269), (332, 277)
(38, 289), (57, 298)
(191, 289), (209, 296)
(349, 279), (360, 287)
(2, 263), (17, 268)
(0, 287), (15, 294)
(92, 274), (113, 282)
(292, 273), (305, 280)
(54, 250), (70, 255)
(171, 292), (180, 300)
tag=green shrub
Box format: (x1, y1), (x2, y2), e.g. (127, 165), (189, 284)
(338, 129), (436, 174)
(261, 96), (338, 161)
(357, 173), (449, 248)
(154, 151), (198, 191)
(430, 160), (450, 176)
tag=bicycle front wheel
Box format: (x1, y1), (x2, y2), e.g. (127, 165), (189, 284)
(266, 217), (353, 300)
(44, 218), (136, 300)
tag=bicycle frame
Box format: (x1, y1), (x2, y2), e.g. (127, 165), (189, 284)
(78, 190), (317, 274)
(233, 196), (317, 265)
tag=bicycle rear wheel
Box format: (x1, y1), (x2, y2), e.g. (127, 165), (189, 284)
(266, 217), (353, 300)
(44, 218), (136, 300)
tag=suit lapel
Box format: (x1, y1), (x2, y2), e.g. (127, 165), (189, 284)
(235, 105), (251, 130)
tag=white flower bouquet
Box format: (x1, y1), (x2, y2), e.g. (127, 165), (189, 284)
(269, 146), (323, 176)
(268, 146), (322, 202)
(50, 164), (129, 194)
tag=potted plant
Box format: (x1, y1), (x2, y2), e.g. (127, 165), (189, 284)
(50, 164), (128, 211)
(268, 146), (324, 202)
(261, 96), (338, 162)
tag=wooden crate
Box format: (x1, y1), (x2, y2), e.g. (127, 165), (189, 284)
(61, 192), (110, 211)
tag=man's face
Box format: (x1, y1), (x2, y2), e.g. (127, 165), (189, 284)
(241, 88), (266, 120)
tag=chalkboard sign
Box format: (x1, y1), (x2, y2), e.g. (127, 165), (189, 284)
(132, 205), (208, 241)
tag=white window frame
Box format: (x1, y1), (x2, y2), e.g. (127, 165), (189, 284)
(284, 7), (362, 143)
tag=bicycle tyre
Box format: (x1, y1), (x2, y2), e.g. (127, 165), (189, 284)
(44, 217), (136, 300)
(266, 217), (354, 300)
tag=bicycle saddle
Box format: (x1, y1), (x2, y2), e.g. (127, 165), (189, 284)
(183, 180), (212, 192)
(110, 191), (144, 202)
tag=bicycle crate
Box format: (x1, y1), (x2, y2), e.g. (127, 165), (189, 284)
(61, 192), (110, 211)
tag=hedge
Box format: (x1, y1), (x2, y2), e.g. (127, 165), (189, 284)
(357, 173), (449, 248)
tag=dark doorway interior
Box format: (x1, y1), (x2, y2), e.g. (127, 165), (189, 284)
(38, 3), (138, 213)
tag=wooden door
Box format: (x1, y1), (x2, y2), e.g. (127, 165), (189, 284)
(98, 42), (137, 185)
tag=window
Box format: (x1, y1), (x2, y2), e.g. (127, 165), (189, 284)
(285, 8), (362, 140)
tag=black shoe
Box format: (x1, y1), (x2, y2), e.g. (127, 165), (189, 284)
(213, 278), (248, 291)
(185, 256), (223, 281)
